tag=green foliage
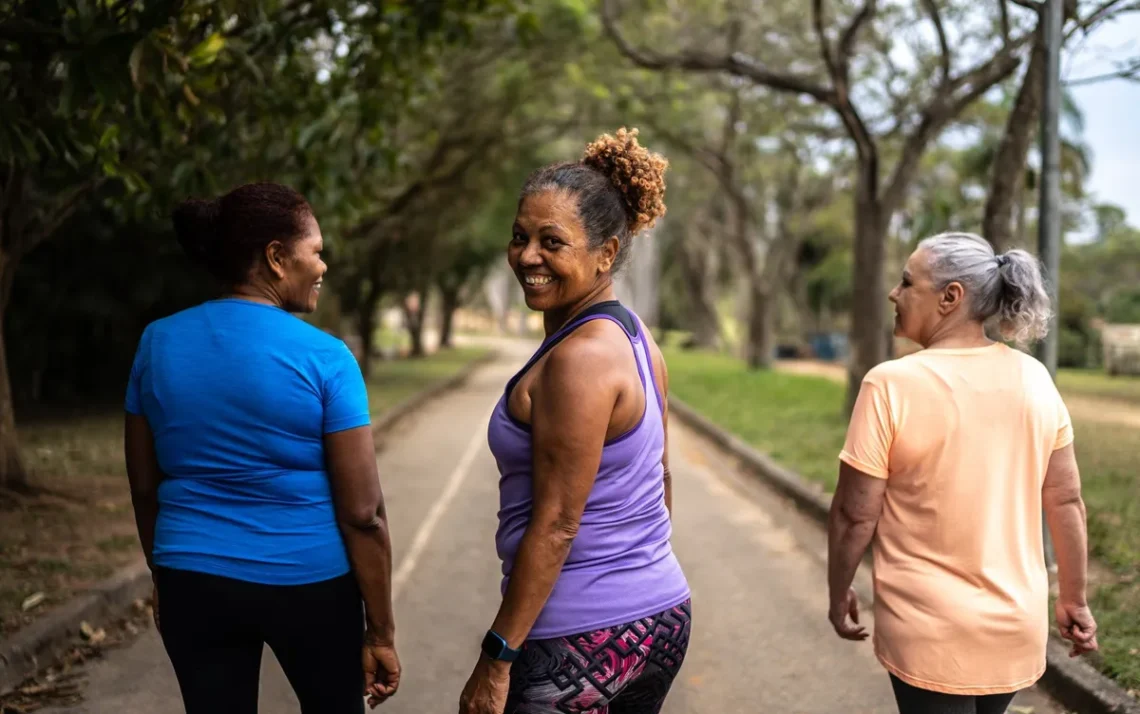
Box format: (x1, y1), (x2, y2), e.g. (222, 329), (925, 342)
(1, 0), (523, 408)
(1104, 288), (1140, 325)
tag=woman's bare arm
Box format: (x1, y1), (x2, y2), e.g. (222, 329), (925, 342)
(325, 426), (395, 642)
(827, 462), (887, 639)
(124, 414), (162, 570)
(485, 335), (620, 649)
(1043, 444), (1098, 655)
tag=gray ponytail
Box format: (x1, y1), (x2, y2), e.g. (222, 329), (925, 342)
(917, 232), (1052, 345)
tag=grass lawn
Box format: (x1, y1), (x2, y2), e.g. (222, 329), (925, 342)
(664, 348), (848, 491)
(365, 346), (489, 417)
(0, 346), (490, 637)
(1058, 369), (1140, 408)
(1075, 419), (1140, 693)
(666, 348), (1140, 694)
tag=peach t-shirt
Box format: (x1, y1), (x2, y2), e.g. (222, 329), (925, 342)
(840, 343), (1073, 695)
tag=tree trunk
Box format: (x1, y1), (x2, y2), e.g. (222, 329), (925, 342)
(745, 280), (775, 370)
(983, 26), (1045, 251)
(677, 239), (721, 349)
(403, 292), (428, 358)
(356, 301), (377, 381)
(0, 257), (28, 492)
(846, 195), (888, 413)
(439, 286), (460, 350)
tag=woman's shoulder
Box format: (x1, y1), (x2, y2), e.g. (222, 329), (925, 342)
(862, 356), (918, 387)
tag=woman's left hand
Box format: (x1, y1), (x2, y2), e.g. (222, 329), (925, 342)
(458, 657), (510, 714)
(829, 587), (868, 641)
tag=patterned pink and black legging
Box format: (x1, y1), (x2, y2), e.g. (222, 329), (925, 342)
(505, 600), (692, 714)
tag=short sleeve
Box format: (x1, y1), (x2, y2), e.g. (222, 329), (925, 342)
(839, 379), (895, 479)
(1054, 391), (1074, 451)
(322, 342), (371, 434)
(125, 327), (150, 415)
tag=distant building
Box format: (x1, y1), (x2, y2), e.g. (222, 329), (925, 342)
(1102, 323), (1140, 375)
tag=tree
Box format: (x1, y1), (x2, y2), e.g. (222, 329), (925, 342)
(980, 0), (1129, 250)
(1093, 203), (1128, 242)
(0, 0), (516, 490)
(603, 0), (1046, 409)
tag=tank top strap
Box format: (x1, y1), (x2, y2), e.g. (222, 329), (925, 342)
(630, 313), (665, 417)
(504, 301), (635, 403)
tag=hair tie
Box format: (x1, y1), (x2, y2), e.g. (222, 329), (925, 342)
(996, 254), (1010, 268)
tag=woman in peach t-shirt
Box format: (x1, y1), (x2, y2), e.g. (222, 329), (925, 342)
(827, 232), (1098, 714)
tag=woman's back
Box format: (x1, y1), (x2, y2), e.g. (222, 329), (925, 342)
(842, 342), (1072, 689)
(127, 298), (370, 585)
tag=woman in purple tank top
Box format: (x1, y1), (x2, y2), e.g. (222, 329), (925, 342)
(459, 129), (692, 714)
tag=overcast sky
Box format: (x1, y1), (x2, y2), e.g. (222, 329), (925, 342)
(1066, 13), (1140, 227)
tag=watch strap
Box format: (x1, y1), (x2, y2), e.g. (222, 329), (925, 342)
(481, 630), (522, 662)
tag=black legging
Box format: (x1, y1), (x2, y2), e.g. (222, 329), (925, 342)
(155, 567), (365, 714)
(890, 674), (1017, 714)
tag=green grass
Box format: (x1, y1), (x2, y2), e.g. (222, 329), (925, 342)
(666, 348), (1140, 693)
(366, 346), (489, 417)
(1072, 420), (1140, 693)
(1058, 368), (1140, 407)
(1089, 580), (1140, 694)
(1077, 422), (1140, 574)
(664, 348), (848, 491)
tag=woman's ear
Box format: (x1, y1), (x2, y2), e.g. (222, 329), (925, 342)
(596, 236), (620, 274)
(940, 281), (965, 315)
(265, 240), (288, 280)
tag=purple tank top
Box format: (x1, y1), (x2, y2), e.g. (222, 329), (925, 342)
(487, 303), (690, 639)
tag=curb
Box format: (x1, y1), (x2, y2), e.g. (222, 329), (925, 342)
(0, 560), (152, 696)
(0, 349), (497, 697)
(669, 396), (1140, 714)
(371, 350), (497, 436)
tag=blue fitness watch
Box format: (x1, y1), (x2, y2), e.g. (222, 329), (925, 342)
(481, 630), (522, 662)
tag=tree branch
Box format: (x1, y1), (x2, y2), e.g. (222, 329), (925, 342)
(1064, 56), (1140, 85)
(22, 178), (104, 259)
(1000, 0), (1013, 42)
(1066, 0), (1139, 39)
(920, 0), (952, 85)
(883, 32), (1029, 213)
(600, 0), (835, 103)
(812, 0), (839, 81)
(837, 0), (877, 80)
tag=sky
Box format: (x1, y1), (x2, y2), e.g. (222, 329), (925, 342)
(1066, 13), (1140, 227)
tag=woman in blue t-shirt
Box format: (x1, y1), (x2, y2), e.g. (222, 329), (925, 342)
(124, 182), (399, 713)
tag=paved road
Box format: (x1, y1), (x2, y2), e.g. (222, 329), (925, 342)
(44, 346), (1065, 713)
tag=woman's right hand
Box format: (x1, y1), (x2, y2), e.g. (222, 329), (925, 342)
(363, 636), (401, 708)
(1056, 600), (1098, 657)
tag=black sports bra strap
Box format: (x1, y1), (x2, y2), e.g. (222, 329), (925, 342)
(504, 301), (638, 402)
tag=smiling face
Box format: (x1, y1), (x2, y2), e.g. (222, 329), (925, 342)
(266, 214), (326, 313)
(889, 247), (965, 346)
(508, 189), (618, 315)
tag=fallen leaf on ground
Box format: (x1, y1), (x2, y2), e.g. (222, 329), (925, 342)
(77, 621), (105, 645)
(20, 593), (45, 612)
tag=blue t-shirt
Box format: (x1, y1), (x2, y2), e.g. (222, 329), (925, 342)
(125, 298), (371, 585)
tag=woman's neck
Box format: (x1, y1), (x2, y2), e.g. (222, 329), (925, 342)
(923, 319), (993, 350)
(224, 282), (282, 308)
(543, 283), (618, 337)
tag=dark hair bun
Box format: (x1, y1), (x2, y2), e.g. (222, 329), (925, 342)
(172, 198), (221, 262)
(582, 127), (668, 235)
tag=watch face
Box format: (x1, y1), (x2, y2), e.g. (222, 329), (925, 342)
(481, 630), (505, 659)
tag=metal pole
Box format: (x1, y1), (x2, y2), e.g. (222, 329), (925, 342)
(1037, 0), (1062, 378)
(1037, 0), (1063, 568)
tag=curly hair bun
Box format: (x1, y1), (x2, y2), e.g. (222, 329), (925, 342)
(582, 127), (668, 235)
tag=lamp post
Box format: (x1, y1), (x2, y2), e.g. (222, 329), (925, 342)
(1037, 0), (1064, 568)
